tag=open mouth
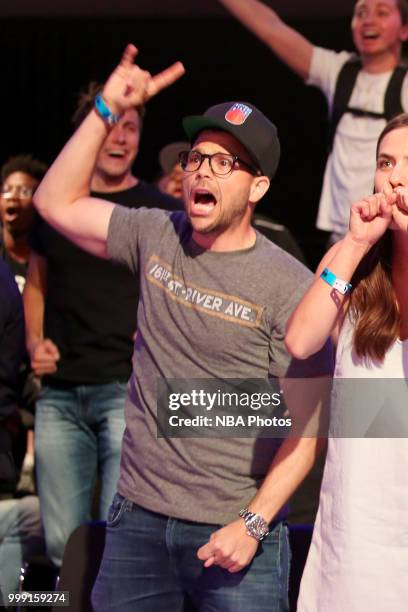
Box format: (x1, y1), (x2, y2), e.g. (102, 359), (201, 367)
(362, 31), (380, 40)
(191, 188), (217, 214)
(107, 150), (126, 159)
(4, 205), (19, 222)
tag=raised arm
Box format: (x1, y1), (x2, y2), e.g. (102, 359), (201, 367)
(218, 0), (314, 80)
(34, 44), (185, 258)
(285, 191), (396, 359)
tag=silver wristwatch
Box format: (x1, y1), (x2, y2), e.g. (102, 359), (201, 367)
(239, 508), (270, 541)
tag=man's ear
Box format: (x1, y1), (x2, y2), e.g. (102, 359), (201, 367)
(249, 175), (270, 204)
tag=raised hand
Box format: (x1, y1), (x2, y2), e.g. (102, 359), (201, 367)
(348, 190), (396, 247)
(101, 44), (185, 116)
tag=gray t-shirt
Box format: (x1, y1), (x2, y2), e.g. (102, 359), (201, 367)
(108, 206), (330, 524)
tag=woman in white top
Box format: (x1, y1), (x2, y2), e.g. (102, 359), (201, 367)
(285, 113), (408, 611)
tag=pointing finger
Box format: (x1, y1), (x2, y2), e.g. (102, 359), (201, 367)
(147, 61), (185, 99)
(197, 542), (213, 561)
(203, 556), (216, 568)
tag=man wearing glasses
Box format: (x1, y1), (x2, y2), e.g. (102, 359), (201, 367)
(33, 45), (331, 611)
(0, 155), (47, 293)
(0, 155), (47, 497)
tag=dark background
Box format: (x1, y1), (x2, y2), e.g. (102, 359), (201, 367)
(0, 2), (358, 267)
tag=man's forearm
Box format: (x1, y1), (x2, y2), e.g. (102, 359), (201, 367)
(219, 0), (282, 43)
(247, 436), (326, 522)
(197, 434), (326, 573)
(23, 253), (46, 354)
(218, 0), (314, 80)
(24, 285), (45, 355)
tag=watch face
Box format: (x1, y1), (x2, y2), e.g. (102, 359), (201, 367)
(247, 515), (268, 539)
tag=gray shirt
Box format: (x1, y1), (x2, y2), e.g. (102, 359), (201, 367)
(107, 206), (330, 524)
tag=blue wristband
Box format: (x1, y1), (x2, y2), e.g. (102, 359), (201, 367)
(94, 94), (121, 125)
(320, 268), (352, 295)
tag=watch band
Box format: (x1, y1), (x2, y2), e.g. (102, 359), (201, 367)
(94, 93), (122, 126)
(320, 267), (352, 295)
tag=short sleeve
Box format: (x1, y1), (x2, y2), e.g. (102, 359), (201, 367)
(107, 205), (169, 274)
(307, 46), (353, 112)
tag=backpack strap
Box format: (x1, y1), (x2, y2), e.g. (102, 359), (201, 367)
(328, 56), (361, 151)
(328, 59), (407, 151)
(383, 64), (406, 120)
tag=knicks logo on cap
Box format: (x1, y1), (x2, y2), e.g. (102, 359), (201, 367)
(225, 103), (253, 125)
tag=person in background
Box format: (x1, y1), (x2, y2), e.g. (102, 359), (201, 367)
(23, 81), (180, 569)
(218, 0), (408, 245)
(0, 259), (43, 607)
(0, 155), (47, 496)
(157, 140), (189, 199)
(0, 155), (47, 292)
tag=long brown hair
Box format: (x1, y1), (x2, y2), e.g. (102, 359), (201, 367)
(349, 113), (408, 361)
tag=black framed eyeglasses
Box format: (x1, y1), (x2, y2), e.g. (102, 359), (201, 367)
(179, 150), (260, 177)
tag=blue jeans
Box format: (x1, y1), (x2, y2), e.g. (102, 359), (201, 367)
(35, 382), (126, 567)
(92, 494), (290, 612)
(0, 496), (44, 605)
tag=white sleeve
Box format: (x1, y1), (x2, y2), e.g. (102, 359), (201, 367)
(307, 47), (354, 112)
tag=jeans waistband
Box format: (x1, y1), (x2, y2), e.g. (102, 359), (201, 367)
(114, 492), (285, 530)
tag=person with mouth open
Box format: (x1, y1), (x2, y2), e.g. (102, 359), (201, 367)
(22, 80), (180, 571)
(0, 155), (48, 498)
(0, 155), (47, 292)
(218, 0), (408, 246)
(285, 112), (408, 611)
(33, 45), (332, 611)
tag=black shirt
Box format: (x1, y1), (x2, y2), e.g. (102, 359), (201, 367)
(31, 181), (180, 385)
(0, 231), (28, 292)
(0, 259), (24, 492)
